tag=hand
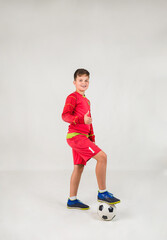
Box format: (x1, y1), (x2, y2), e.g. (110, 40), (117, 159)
(84, 111), (92, 125)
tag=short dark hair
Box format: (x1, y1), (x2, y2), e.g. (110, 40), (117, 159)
(74, 68), (90, 80)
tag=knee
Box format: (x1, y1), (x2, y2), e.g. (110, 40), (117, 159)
(80, 165), (84, 173)
(74, 164), (84, 173)
(99, 151), (107, 164)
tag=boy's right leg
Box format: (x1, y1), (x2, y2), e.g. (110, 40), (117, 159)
(70, 164), (84, 197)
(67, 164), (89, 210)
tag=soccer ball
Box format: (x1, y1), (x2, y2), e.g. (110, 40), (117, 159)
(97, 203), (116, 221)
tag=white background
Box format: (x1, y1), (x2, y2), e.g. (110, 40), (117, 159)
(0, 0), (167, 171)
(0, 1), (167, 240)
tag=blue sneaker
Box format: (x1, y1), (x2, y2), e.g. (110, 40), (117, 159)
(67, 199), (90, 210)
(98, 191), (120, 204)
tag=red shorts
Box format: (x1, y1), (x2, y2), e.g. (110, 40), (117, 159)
(67, 135), (101, 165)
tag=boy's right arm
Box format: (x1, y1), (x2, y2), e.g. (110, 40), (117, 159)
(62, 95), (85, 125)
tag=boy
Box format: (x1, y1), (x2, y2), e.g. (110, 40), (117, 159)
(62, 68), (120, 210)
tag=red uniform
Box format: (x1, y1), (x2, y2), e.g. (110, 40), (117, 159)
(62, 91), (101, 165)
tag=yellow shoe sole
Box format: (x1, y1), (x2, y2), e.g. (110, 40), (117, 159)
(67, 206), (90, 210)
(97, 199), (120, 205)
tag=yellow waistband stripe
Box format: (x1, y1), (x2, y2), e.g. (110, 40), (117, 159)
(66, 132), (89, 139)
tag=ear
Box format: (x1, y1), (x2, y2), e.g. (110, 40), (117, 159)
(73, 80), (76, 86)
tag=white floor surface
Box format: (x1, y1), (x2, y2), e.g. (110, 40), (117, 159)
(0, 169), (167, 240)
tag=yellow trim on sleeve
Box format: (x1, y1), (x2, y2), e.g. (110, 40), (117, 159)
(68, 96), (77, 100)
(66, 103), (75, 108)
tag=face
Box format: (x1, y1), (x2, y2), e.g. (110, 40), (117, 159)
(73, 74), (89, 95)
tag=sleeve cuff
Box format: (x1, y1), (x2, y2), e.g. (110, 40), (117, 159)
(78, 116), (85, 124)
(72, 116), (85, 125)
(89, 135), (95, 142)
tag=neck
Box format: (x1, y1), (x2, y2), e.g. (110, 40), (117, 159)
(76, 89), (85, 96)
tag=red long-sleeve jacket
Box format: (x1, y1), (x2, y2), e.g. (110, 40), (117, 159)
(62, 91), (95, 142)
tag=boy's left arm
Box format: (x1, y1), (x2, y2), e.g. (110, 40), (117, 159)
(89, 111), (95, 143)
(89, 123), (95, 143)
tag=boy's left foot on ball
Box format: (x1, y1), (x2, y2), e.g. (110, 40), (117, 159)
(97, 191), (120, 204)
